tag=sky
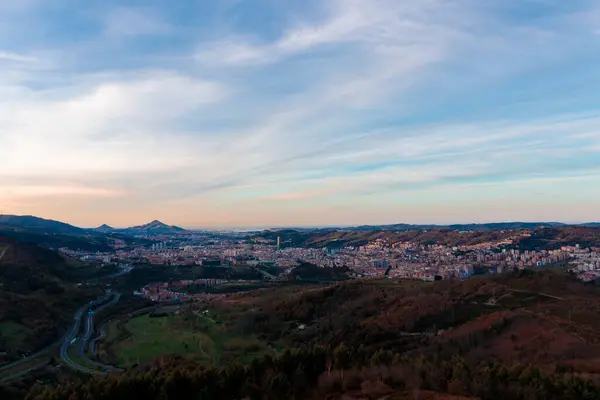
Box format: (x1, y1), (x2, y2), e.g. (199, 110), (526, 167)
(1, 0), (600, 228)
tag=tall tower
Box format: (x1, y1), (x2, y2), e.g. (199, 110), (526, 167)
(276, 236), (281, 250)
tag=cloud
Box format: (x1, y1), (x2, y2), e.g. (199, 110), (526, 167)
(0, 185), (125, 199)
(0, 71), (228, 179)
(1, 0), (600, 226)
(195, 0), (461, 67)
(0, 51), (38, 63)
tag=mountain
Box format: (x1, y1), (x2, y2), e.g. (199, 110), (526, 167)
(0, 215), (84, 236)
(0, 215), (114, 251)
(123, 220), (187, 235)
(93, 224), (115, 233)
(0, 215), (189, 237)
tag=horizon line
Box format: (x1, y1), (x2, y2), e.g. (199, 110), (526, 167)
(1, 213), (598, 231)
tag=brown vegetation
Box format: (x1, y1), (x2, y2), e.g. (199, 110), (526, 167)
(17, 266), (600, 399)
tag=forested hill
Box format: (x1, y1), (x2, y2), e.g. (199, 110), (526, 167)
(0, 236), (102, 360)
(256, 226), (600, 249)
(24, 269), (600, 400)
(0, 215), (84, 236)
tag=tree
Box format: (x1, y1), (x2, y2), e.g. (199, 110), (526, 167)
(333, 343), (352, 383)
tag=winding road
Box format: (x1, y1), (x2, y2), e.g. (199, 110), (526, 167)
(78, 293), (123, 372)
(88, 322), (108, 356)
(0, 264), (133, 381)
(59, 292), (123, 375)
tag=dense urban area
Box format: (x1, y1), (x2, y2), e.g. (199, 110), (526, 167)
(60, 225), (600, 297)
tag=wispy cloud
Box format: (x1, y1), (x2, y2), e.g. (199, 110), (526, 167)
(195, 0), (461, 67)
(1, 0), (599, 226)
(0, 71), (228, 178)
(0, 185), (126, 199)
(0, 50), (38, 63)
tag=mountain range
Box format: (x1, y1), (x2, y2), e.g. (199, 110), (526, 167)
(280, 221), (600, 232)
(0, 215), (188, 236)
(1, 214), (599, 238)
(350, 222), (570, 231)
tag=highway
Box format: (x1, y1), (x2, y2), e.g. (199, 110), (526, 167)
(77, 293), (123, 372)
(0, 339), (62, 373)
(0, 246), (7, 263)
(0, 294), (118, 375)
(59, 292), (122, 375)
(0, 360), (49, 384)
(105, 264), (133, 279)
(88, 322), (107, 356)
(251, 266), (279, 281)
(0, 265), (133, 381)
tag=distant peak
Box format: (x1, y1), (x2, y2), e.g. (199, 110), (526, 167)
(127, 220), (186, 232)
(146, 220), (168, 226)
(94, 224), (115, 232)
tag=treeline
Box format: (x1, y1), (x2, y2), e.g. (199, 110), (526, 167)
(288, 263), (350, 282)
(26, 345), (600, 400)
(224, 279), (490, 352)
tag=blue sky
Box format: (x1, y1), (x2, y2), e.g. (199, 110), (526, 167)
(1, 0), (599, 228)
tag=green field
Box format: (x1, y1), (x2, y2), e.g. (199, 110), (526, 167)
(109, 311), (272, 367)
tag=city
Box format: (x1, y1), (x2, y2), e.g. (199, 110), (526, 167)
(58, 228), (600, 303)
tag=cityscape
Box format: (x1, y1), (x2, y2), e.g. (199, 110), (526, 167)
(57, 225), (600, 305)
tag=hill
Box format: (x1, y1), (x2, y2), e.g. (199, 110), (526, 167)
(26, 269), (600, 400)
(117, 220), (187, 235)
(0, 226), (113, 252)
(0, 215), (188, 241)
(518, 226), (600, 250)
(352, 222), (566, 231)
(255, 226), (600, 249)
(0, 215), (117, 252)
(0, 236), (103, 361)
(255, 228), (519, 248)
(93, 224), (115, 233)
(0, 215), (84, 236)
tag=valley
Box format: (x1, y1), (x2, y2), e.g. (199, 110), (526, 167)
(16, 267), (600, 400)
(2, 217), (600, 399)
